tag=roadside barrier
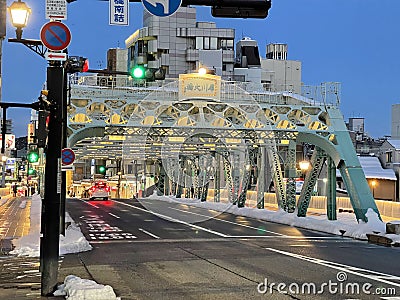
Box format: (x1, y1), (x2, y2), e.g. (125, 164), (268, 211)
(205, 189), (400, 219)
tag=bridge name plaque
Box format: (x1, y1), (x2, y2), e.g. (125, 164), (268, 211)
(179, 74), (221, 101)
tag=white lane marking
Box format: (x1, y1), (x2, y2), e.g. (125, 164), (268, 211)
(266, 248), (400, 288)
(170, 207), (285, 236)
(139, 228), (160, 239)
(109, 213), (120, 219)
(79, 199), (99, 209)
(112, 200), (228, 237)
(225, 236), (343, 239)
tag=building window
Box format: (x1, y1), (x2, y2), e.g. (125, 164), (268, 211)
(196, 37), (203, 49)
(210, 37), (217, 50)
(204, 37), (210, 50)
(386, 151), (393, 163)
(219, 39), (233, 50)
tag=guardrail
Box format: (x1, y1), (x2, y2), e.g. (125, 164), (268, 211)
(205, 189), (400, 219)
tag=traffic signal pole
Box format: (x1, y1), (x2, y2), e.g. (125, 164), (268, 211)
(40, 64), (63, 296)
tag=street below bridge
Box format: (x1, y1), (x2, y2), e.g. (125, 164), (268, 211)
(62, 197), (400, 299)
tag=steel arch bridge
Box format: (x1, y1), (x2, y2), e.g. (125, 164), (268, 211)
(67, 74), (379, 222)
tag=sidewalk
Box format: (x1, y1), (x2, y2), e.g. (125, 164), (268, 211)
(0, 195), (31, 253)
(0, 195), (54, 299)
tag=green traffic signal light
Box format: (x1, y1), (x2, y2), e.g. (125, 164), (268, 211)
(130, 66), (145, 79)
(27, 150), (39, 163)
(98, 166), (106, 174)
(28, 168), (36, 176)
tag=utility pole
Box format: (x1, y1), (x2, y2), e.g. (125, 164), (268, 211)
(40, 64), (63, 295)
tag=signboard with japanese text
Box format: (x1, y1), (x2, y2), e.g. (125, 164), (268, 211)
(110, 0), (129, 26)
(46, 0), (67, 20)
(0, 134), (15, 149)
(27, 123), (35, 144)
(179, 74), (221, 101)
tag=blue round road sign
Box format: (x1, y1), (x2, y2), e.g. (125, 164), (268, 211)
(40, 21), (71, 51)
(142, 0), (182, 17)
(62, 148), (75, 166)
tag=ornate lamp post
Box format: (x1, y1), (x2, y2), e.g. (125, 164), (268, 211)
(8, 0), (31, 40)
(8, 1), (64, 295)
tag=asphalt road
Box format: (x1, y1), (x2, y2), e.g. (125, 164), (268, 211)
(63, 197), (400, 300)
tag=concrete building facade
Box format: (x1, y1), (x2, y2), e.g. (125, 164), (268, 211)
(379, 139), (400, 201)
(392, 104), (400, 139)
(124, 7), (301, 92)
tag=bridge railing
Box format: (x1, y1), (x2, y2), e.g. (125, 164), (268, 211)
(205, 188), (400, 220)
(71, 74), (340, 108)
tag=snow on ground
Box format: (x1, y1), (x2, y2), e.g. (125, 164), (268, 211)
(54, 275), (120, 300)
(10, 193), (92, 257)
(145, 191), (400, 244)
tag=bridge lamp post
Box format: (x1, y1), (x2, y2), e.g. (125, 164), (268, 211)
(198, 67), (207, 75)
(299, 160), (310, 178)
(371, 180), (377, 198)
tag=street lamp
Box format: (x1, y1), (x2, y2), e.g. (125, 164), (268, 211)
(198, 67), (207, 75)
(299, 160), (310, 180)
(8, 0), (31, 40)
(8, 1), (64, 295)
(371, 180), (377, 198)
(299, 160), (310, 172)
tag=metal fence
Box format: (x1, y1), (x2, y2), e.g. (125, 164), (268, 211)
(71, 74), (341, 108)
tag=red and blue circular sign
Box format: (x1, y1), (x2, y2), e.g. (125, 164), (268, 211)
(40, 21), (71, 51)
(62, 148), (75, 166)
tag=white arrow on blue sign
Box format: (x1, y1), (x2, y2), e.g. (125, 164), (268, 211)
(142, 0), (182, 17)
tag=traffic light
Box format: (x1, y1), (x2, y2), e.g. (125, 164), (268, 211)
(130, 66), (166, 81)
(211, 0), (271, 18)
(37, 110), (49, 148)
(27, 148), (39, 163)
(66, 56), (89, 73)
(28, 168), (37, 176)
(97, 165), (106, 174)
(130, 65), (145, 79)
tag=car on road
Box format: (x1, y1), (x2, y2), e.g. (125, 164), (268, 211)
(88, 181), (111, 200)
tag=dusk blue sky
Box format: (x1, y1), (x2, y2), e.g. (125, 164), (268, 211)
(3, 0), (400, 138)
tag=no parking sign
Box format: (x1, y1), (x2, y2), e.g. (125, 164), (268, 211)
(62, 148), (75, 166)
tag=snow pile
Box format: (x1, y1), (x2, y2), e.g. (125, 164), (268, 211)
(19, 200), (27, 209)
(0, 196), (9, 206)
(10, 193), (42, 256)
(10, 193), (92, 257)
(144, 194), (398, 242)
(54, 275), (120, 300)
